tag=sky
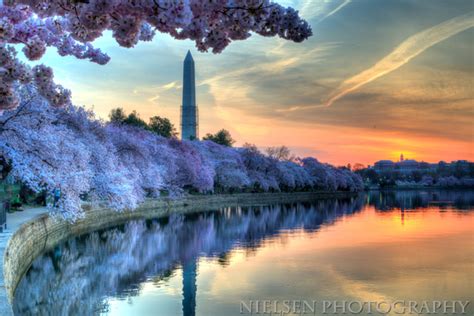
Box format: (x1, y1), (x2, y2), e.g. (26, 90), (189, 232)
(34, 0), (474, 166)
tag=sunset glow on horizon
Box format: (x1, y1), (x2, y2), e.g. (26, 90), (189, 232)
(35, 0), (473, 166)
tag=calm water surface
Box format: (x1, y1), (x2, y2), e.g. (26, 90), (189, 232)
(14, 191), (474, 315)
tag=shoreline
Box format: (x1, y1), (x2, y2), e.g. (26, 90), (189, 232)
(366, 186), (474, 191)
(2, 191), (357, 314)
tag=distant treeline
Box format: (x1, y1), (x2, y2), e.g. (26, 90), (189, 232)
(355, 161), (474, 189)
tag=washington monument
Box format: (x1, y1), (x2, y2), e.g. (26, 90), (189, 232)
(180, 50), (198, 140)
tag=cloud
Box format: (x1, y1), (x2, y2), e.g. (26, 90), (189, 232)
(324, 12), (474, 107)
(200, 42), (338, 88)
(318, 0), (351, 23)
(198, 42), (338, 126)
(142, 81), (182, 104)
(299, 0), (351, 21)
(161, 81), (181, 90)
(148, 94), (160, 103)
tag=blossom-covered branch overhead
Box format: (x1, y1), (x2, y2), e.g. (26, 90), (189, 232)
(0, 0), (312, 111)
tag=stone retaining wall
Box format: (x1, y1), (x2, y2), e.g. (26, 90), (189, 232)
(3, 191), (355, 307)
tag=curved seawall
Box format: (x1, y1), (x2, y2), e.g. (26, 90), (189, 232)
(2, 191), (356, 313)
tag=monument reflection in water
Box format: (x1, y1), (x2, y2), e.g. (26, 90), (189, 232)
(13, 191), (474, 316)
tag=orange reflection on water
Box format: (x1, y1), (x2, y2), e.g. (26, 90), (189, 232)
(195, 206), (473, 316)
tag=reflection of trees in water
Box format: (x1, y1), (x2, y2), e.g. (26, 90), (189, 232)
(14, 196), (364, 316)
(367, 190), (474, 211)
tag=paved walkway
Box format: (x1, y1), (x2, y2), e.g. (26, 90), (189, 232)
(0, 207), (48, 315)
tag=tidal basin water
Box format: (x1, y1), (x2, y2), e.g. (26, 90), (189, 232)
(13, 191), (474, 315)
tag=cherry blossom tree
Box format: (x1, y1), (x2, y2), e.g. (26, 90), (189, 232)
(0, 86), (92, 220)
(275, 160), (313, 190)
(0, 0), (312, 111)
(56, 106), (136, 211)
(301, 157), (333, 190)
(239, 143), (279, 191)
(190, 140), (250, 192)
(301, 157), (363, 192)
(437, 176), (460, 188)
(167, 138), (214, 193)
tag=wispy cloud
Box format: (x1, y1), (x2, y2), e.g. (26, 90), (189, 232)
(318, 0), (351, 23)
(148, 94), (160, 103)
(324, 12), (474, 107)
(142, 81), (182, 103)
(200, 42), (338, 87)
(161, 81), (181, 90)
(266, 1), (349, 57)
(299, 0), (351, 21)
(199, 42), (338, 122)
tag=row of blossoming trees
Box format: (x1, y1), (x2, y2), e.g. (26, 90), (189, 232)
(1, 0), (362, 220)
(1, 87), (363, 220)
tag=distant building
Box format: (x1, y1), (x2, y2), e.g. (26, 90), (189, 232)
(397, 159), (419, 174)
(181, 51), (199, 140)
(453, 160), (470, 172)
(374, 160), (395, 173)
